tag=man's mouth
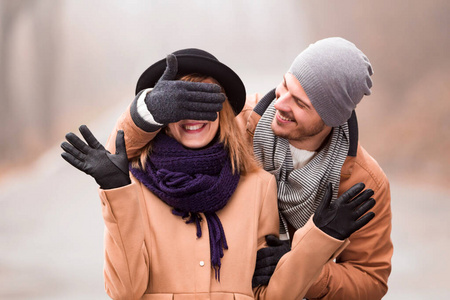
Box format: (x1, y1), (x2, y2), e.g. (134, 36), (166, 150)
(276, 111), (294, 122)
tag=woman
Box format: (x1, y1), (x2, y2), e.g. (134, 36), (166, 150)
(61, 49), (373, 299)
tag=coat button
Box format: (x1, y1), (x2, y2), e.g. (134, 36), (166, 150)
(199, 261), (205, 267)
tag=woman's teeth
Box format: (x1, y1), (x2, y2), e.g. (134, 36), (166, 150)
(183, 124), (204, 131)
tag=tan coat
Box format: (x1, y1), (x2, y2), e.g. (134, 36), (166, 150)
(101, 106), (348, 300)
(243, 94), (393, 300)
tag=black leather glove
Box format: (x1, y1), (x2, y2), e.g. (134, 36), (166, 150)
(145, 54), (226, 125)
(313, 182), (376, 240)
(61, 125), (131, 189)
(252, 235), (290, 288)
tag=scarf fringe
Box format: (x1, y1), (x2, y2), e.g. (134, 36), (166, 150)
(172, 209), (203, 238)
(171, 210), (228, 281)
(206, 212), (228, 281)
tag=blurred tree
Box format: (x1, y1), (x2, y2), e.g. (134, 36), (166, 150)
(0, 1), (23, 162)
(0, 0), (60, 168)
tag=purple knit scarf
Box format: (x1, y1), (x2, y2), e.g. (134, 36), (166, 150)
(129, 133), (240, 280)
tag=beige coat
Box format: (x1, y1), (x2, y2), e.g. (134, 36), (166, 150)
(101, 106), (348, 300)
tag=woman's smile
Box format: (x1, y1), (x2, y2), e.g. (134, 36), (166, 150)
(181, 122), (208, 132)
(167, 117), (219, 149)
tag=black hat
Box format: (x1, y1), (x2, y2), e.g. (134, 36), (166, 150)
(135, 48), (246, 115)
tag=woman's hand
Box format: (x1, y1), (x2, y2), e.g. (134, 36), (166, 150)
(313, 182), (376, 240)
(61, 125), (131, 189)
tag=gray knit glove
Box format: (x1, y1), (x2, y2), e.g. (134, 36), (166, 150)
(145, 54), (226, 126)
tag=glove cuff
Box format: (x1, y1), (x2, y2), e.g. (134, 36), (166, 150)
(131, 89), (164, 132)
(317, 226), (347, 240)
(99, 176), (131, 190)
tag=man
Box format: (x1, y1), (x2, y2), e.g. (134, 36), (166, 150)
(244, 37), (392, 300)
(109, 40), (392, 299)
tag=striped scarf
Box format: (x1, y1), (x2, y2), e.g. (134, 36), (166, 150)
(253, 100), (349, 235)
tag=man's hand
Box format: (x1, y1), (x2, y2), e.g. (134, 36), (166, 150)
(145, 54), (226, 125)
(252, 235), (290, 288)
(313, 182), (376, 240)
(61, 125), (131, 189)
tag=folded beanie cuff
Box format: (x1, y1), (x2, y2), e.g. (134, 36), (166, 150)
(289, 57), (344, 127)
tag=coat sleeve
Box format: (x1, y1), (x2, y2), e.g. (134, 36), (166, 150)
(99, 182), (150, 300)
(253, 175), (349, 299)
(106, 95), (160, 160)
(254, 217), (349, 299)
(254, 174), (279, 251)
(235, 93), (263, 146)
(305, 159), (393, 300)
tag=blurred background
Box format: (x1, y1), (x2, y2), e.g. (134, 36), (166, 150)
(0, 0), (449, 299)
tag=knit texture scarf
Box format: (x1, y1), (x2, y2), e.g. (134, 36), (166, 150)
(129, 133), (240, 280)
(253, 100), (349, 235)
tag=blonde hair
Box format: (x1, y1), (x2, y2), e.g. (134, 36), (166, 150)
(131, 74), (257, 174)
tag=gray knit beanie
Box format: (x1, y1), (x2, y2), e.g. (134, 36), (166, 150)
(288, 37), (373, 127)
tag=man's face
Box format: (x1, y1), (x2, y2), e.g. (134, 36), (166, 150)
(271, 73), (330, 149)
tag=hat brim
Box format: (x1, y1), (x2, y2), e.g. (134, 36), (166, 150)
(136, 54), (246, 115)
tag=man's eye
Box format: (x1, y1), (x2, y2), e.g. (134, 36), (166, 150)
(295, 100), (304, 108)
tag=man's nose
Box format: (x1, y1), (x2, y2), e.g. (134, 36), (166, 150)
(274, 92), (292, 111)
